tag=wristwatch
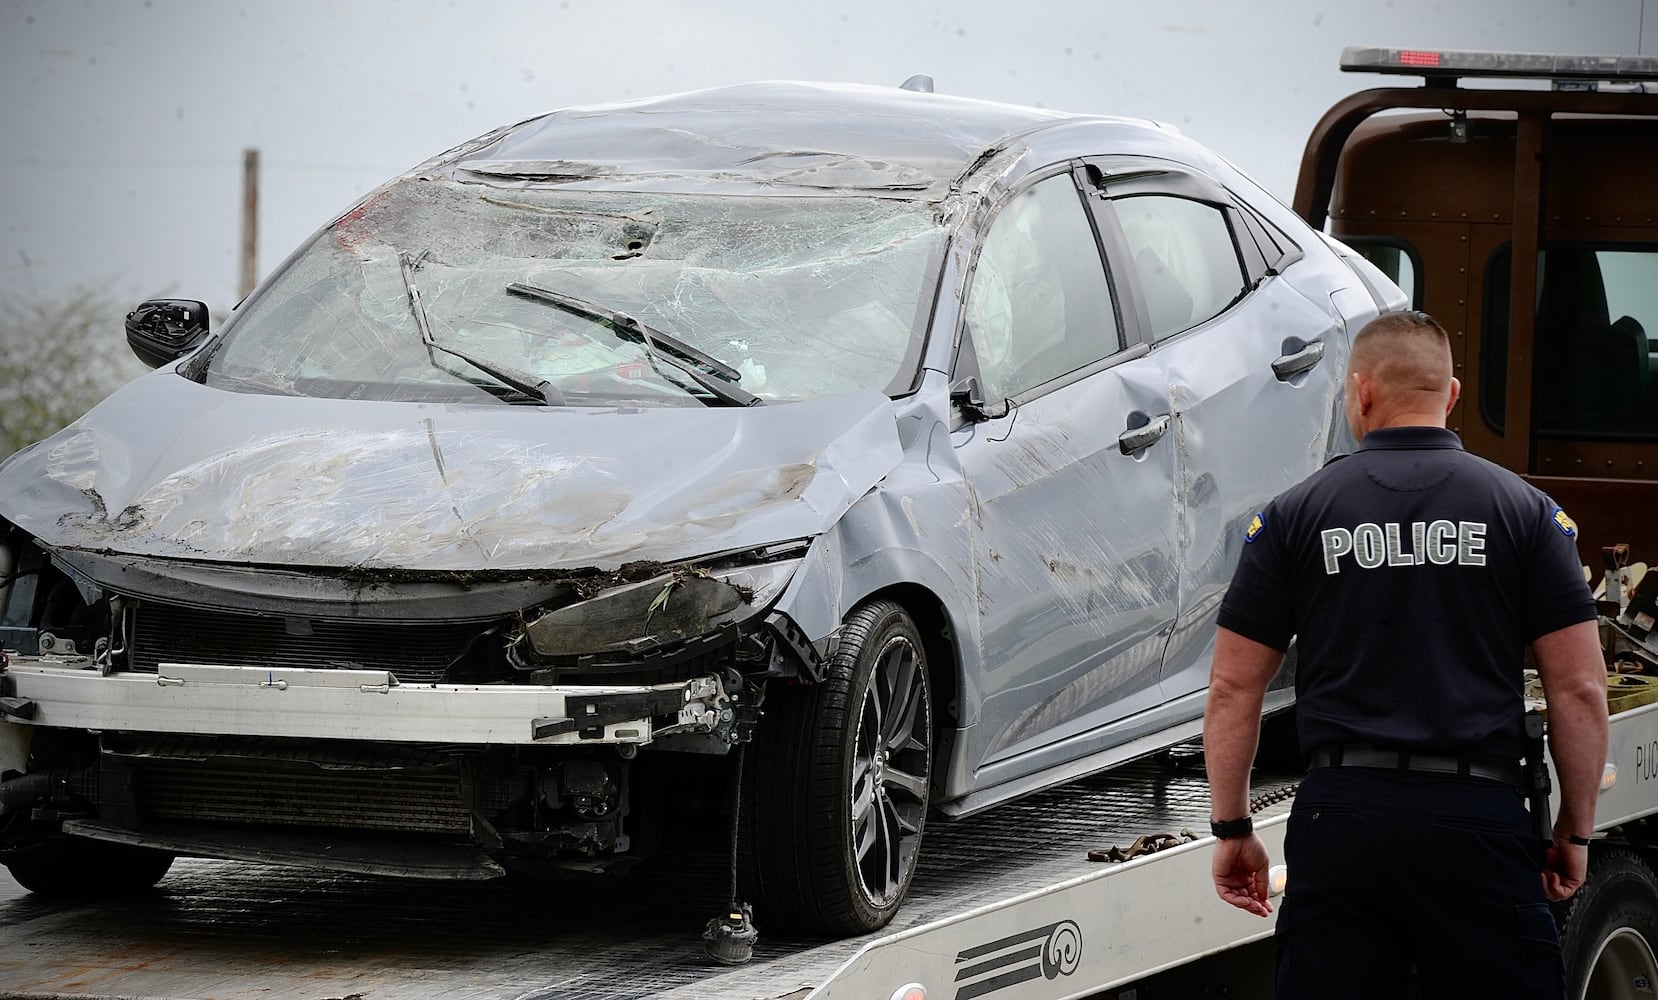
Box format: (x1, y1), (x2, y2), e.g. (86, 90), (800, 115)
(1210, 815), (1254, 840)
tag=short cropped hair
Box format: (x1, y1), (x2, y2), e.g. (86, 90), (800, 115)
(1350, 310), (1454, 393)
(1353, 310), (1450, 349)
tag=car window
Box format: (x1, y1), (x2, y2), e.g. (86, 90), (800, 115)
(1113, 195), (1248, 340)
(963, 174), (1119, 402)
(1482, 244), (1658, 439)
(1342, 238), (1421, 307)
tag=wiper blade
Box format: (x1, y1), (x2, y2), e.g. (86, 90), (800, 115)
(400, 254), (564, 406)
(505, 281), (739, 379)
(505, 281), (761, 407)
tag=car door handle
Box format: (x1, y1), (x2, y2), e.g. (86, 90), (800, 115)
(1272, 340), (1326, 380)
(1118, 413), (1170, 455)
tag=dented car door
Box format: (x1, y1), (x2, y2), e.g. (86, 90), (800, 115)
(1087, 165), (1359, 704)
(951, 168), (1180, 788)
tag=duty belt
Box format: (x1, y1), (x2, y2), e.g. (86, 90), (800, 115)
(1307, 744), (1522, 789)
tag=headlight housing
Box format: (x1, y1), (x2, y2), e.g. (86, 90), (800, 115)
(509, 557), (803, 682)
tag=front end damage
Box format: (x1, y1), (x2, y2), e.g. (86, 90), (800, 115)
(0, 374), (905, 886)
(0, 528), (827, 880)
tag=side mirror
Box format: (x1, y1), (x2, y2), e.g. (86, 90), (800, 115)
(949, 325), (1010, 422)
(950, 375), (1010, 422)
(126, 299), (210, 369)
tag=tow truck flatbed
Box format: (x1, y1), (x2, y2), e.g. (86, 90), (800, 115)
(0, 755), (1302, 1000)
(6, 699), (1658, 1000)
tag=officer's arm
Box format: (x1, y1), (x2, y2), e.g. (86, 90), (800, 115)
(1204, 626), (1287, 822)
(1533, 619), (1610, 844)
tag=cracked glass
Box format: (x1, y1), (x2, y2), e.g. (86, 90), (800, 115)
(205, 179), (944, 405)
(964, 174), (1118, 401)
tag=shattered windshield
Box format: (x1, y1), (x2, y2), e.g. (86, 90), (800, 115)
(204, 179), (944, 405)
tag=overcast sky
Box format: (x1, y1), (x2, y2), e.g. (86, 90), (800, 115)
(1, 0), (1651, 318)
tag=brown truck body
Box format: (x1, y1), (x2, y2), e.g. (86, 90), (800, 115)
(1293, 48), (1658, 564)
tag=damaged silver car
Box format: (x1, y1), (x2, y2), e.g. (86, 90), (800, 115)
(0, 81), (1403, 934)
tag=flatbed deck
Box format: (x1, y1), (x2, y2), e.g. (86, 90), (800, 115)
(0, 755), (1301, 1000)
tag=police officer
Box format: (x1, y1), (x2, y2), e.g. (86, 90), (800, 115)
(1202, 310), (1610, 998)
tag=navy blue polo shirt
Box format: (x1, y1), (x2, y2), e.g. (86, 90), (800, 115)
(1217, 426), (1597, 762)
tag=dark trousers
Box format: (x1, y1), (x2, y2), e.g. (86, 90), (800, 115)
(1276, 767), (1565, 999)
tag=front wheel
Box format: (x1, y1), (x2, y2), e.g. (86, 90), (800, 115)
(741, 599), (934, 935)
(1558, 849), (1658, 1000)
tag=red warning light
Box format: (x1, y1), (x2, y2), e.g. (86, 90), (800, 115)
(1398, 50), (1442, 67)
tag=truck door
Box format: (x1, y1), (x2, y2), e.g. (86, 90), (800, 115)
(1482, 243), (1658, 480)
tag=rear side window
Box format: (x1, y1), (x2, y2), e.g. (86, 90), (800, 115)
(1483, 245), (1658, 438)
(1113, 195), (1247, 340)
(1341, 238), (1421, 307)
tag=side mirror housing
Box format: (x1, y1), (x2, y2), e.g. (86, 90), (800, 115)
(950, 375), (1010, 422)
(126, 299), (210, 369)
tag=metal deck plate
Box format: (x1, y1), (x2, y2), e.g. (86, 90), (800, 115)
(0, 755), (1299, 1000)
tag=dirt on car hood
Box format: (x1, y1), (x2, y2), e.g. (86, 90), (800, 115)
(0, 373), (903, 572)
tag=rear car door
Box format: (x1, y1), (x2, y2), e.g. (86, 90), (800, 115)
(1086, 161), (1349, 704)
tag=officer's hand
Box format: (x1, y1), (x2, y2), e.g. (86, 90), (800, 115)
(1212, 833), (1273, 917)
(1542, 837), (1588, 901)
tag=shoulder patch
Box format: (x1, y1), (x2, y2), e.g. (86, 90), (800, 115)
(1245, 511), (1266, 543)
(1551, 507), (1577, 538)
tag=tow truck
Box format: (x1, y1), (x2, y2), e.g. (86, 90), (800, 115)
(3, 45), (1658, 1000)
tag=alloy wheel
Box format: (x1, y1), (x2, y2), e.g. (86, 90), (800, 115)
(849, 633), (931, 906)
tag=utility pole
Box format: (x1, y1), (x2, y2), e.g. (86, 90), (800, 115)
(239, 147), (260, 300)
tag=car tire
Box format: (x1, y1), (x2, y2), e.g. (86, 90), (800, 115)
(1557, 849), (1658, 1000)
(4, 836), (175, 898)
(741, 599), (933, 935)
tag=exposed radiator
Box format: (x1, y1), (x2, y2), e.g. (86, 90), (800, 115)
(134, 762), (473, 835)
(102, 738), (477, 838)
(130, 602), (490, 684)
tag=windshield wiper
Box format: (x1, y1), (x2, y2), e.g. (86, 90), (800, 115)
(399, 254), (564, 405)
(505, 281), (761, 407)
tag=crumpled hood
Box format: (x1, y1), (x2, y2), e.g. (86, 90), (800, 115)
(0, 372), (903, 572)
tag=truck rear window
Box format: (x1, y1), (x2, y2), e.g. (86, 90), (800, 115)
(1482, 244), (1658, 440)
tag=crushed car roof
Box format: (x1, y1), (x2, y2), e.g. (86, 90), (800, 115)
(446, 81), (1134, 196)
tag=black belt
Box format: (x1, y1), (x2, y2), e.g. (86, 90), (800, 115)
(1307, 745), (1522, 789)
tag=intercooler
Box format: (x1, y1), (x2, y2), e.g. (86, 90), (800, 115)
(130, 601), (495, 684)
(96, 737), (497, 839)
